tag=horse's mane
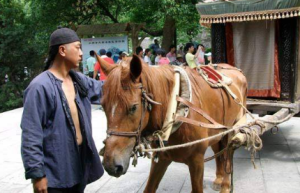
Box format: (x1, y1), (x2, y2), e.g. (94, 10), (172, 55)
(102, 59), (175, 130)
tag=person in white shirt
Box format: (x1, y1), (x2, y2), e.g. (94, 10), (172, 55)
(144, 49), (153, 65)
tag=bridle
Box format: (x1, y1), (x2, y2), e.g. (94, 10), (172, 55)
(106, 82), (161, 149)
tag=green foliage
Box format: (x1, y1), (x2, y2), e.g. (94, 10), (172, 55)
(0, 0), (45, 112)
(0, 81), (28, 113)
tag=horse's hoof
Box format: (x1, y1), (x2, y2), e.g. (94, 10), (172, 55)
(211, 182), (221, 191)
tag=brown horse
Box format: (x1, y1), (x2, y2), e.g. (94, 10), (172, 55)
(97, 54), (247, 193)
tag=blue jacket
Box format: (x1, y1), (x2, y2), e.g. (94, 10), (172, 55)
(21, 71), (104, 188)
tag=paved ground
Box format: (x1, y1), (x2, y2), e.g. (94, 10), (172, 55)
(0, 106), (299, 193)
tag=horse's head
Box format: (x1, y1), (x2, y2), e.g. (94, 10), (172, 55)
(98, 54), (157, 177)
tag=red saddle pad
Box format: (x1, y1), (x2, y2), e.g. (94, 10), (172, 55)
(200, 66), (222, 83)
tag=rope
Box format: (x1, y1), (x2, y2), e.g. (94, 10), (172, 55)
(137, 109), (292, 154)
(137, 121), (263, 153)
(232, 97), (256, 120)
(239, 126), (262, 169)
(153, 131), (165, 148)
(204, 146), (228, 162)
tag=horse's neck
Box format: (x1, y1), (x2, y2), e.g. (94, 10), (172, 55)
(145, 66), (175, 132)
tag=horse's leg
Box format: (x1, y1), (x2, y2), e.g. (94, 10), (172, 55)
(211, 142), (224, 191)
(220, 147), (234, 193)
(144, 154), (172, 193)
(188, 154), (205, 193)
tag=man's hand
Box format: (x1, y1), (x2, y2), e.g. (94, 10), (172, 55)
(33, 177), (48, 193)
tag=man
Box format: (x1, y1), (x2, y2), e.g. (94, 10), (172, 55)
(184, 42), (201, 69)
(135, 46), (143, 59)
(21, 27), (109, 193)
(106, 51), (112, 58)
(166, 44), (176, 63)
(93, 49), (114, 82)
(150, 39), (160, 52)
(86, 50), (96, 78)
(170, 54), (184, 66)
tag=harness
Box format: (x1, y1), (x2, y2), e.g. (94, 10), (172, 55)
(106, 83), (161, 155)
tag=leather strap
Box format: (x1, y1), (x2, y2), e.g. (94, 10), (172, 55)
(107, 130), (139, 137)
(176, 96), (229, 129)
(176, 116), (229, 130)
(177, 96), (224, 127)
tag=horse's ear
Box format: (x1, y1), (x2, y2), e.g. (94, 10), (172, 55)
(130, 54), (142, 81)
(95, 52), (116, 75)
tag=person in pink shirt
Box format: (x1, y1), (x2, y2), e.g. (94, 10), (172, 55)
(157, 49), (170, 65)
(166, 45), (176, 62)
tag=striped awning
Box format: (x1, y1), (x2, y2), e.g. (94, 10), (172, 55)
(197, 0), (300, 24)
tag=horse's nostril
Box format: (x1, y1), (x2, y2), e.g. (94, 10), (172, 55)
(115, 165), (124, 174)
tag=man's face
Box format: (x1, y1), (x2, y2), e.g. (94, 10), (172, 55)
(139, 51), (143, 57)
(61, 41), (83, 68)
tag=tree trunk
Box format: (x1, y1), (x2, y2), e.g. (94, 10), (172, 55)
(131, 24), (143, 53)
(161, 15), (176, 52)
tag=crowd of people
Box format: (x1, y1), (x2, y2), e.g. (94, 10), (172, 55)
(134, 39), (211, 67)
(86, 39), (212, 82)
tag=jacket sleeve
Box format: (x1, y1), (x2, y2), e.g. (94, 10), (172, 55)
(21, 83), (52, 179)
(79, 72), (103, 104)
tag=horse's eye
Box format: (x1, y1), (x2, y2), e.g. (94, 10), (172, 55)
(129, 104), (138, 114)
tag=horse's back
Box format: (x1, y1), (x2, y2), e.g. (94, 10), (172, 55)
(216, 63), (247, 96)
(185, 64), (247, 127)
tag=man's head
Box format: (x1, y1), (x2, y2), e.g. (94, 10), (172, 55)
(99, 49), (106, 56)
(154, 39), (159, 45)
(90, 50), (95, 57)
(44, 27), (82, 71)
(136, 46), (143, 57)
(169, 45), (176, 53)
(106, 51), (112, 58)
